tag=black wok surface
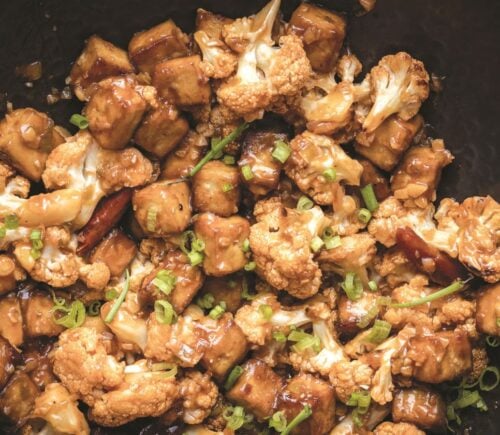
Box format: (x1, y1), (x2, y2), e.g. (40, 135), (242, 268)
(0, 0), (498, 433)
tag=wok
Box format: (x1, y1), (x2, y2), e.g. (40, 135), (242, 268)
(0, 0), (498, 433)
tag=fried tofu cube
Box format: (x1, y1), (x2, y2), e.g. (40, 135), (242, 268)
(69, 35), (134, 101)
(0, 372), (39, 423)
(194, 213), (250, 277)
(85, 75), (147, 150)
(198, 275), (244, 313)
(226, 359), (284, 420)
(476, 282), (500, 336)
(134, 103), (189, 158)
(0, 255), (24, 295)
(161, 131), (208, 179)
(200, 313), (248, 381)
(0, 337), (16, 391)
(355, 115), (424, 172)
(129, 20), (190, 75)
(289, 3), (346, 73)
(153, 55), (211, 107)
(21, 290), (64, 338)
(90, 229), (137, 277)
(193, 160), (240, 217)
(196, 8), (233, 38)
(0, 294), (23, 347)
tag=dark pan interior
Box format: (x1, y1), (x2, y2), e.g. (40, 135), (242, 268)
(0, 0), (499, 433)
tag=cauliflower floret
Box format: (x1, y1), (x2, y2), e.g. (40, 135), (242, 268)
(374, 422), (425, 435)
(363, 52), (430, 132)
(30, 383), (90, 435)
(329, 360), (374, 403)
(79, 261), (111, 290)
(53, 327), (125, 406)
(217, 0), (312, 120)
(326, 185), (366, 236)
(249, 197), (330, 298)
(179, 371), (218, 424)
(284, 131), (363, 205)
(0, 168), (30, 218)
(194, 30), (238, 78)
(331, 403), (390, 434)
(42, 131), (153, 229)
(435, 297), (475, 325)
(90, 359), (179, 427)
(374, 248), (419, 288)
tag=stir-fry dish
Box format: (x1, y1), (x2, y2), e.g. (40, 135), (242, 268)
(0, 0), (499, 434)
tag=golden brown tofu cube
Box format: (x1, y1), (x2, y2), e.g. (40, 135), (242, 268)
(90, 229), (137, 277)
(133, 180), (192, 235)
(194, 213), (250, 277)
(0, 255), (21, 295)
(476, 282), (500, 336)
(139, 249), (204, 313)
(276, 373), (335, 435)
(85, 75), (147, 150)
(153, 55), (211, 107)
(226, 359), (284, 420)
(134, 103), (189, 158)
(0, 337), (16, 391)
(196, 8), (233, 38)
(129, 20), (190, 75)
(160, 131), (208, 179)
(337, 292), (379, 335)
(289, 3), (346, 72)
(355, 115), (424, 172)
(19, 290), (64, 338)
(0, 108), (58, 181)
(200, 313), (248, 381)
(70, 35), (135, 101)
(198, 274), (244, 313)
(193, 160), (240, 217)
(393, 388), (446, 432)
(0, 294), (23, 347)
(0, 372), (39, 424)
(239, 129), (287, 197)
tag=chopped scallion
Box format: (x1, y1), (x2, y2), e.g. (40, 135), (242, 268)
(269, 411), (287, 432)
(196, 292), (215, 310)
(244, 261), (256, 271)
(242, 238), (250, 253)
(281, 405), (312, 435)
(4, 215), (19, 230)
(105, 270), (130, 323)
(360, 184), (378, 212)
(272, 140), (291, 164)
(391, 280), (465, 308)
(365, 319), (391, 343)
(259, 304), (273, 320)
(323, 168), (337, 182)
(52, 299), (86, 329)
(486, 336), (500, 347)
(357, 305), (379, 328)
(152, 269), (177, 295)
(223, 154), (235, 165)
(368, 280), (378, 292)
(222, 183), (234, 193)
(209, 301), (226, 320)
(273, 331), (287, 343)
(224, 365), (244, 391)
(154, 299), (177, 325)
(288, 329), (322, 353)
(357, 208), (372, 224)
(87, 300), (101, 316)
(105, 288), (118, 301)
(151, 362), (178, 378)
(69, 113), (89, 129)
(223, 406), (252, 430)
(341, 272), (364, 301)
(241, 164), (254, 180)
(479, 366), (499, 391)
(324, 235), (341, 250)
(297, 196), (313, 211)
(310, 236), (324, 253)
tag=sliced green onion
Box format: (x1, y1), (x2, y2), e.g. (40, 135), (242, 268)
(310, 236), (324, 253)
(52, 300), (86, 329)
(4, 215), (19, 230)
(146, 207), (157, 232)
(347, 391), (371, 414)
(224, 365), (244, 391)
(211, 137), (223, 159)
(368, 280), (378, 292)
(357, 208), (372, 224)
(324, 235), (341, 250)
(360, 184), (378, 212)
(323, 168), (337, 182)
(222, 183), (234, 193)
(196, 292), (215, 310)
(192, 238), (205, 252)
(281, 405), (312, 435)
(105, 288), (118, 301)
(190, 122), (249, 176)
(152, 269), (177, 295)
(87, 300), (101, 316)
(451, 390), (483, 410)
(391, 280), (465, 308)
(322, 227), (335, 238)
(357, 305), (379, 329)
(377, 296), (392, 306)
(297, 196), (313, 211)
(69, 113), (89, 129)
(209, 302), (226, 320)
(31, 232), (44, 251)
(188, 251), (204, 266)
(105, 270), (130, 323)
(244, 261), (256, 271)
(30, 229), (41, 241)
(259, 304), (273, 320)
(223, 406), (251, 430)
(341, 272), (364, 301)
(242, 238), (250, 252)
(486, 336), (500, 347)
(223, 154), (235, 165)
(288, 330), (322, 353)
(241, 164), (254, 180)
(180, 230), (196, 255)
(0, 226), (6, 238)
(272, 140), (291, 164)
(479, 367), (499, 391)
(154, 299), (177, 325)
(273, 331), (287, 343)
(151, 362), (178, 378)
(30, 248), (42, 260)
(365, 320), (391, 343)
(269, 411), (287, 432)
(352, 410), (363, 427)
(241, 277), (257, 301)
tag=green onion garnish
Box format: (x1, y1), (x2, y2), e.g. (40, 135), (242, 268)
(244, 261), (256, 271)
(368, 280), (378, 292)
(281, 405), (312, 435)
(479, 366), (499, 391)
(486, 336), (500, 347)
(4, 215), (19, 230)
(310, 236), (324, 253)
(269, 411), (287, 432)
(377, 296), (392, 306)
(242, 238), (250, 253)
(209, 301), (226, 320)
(341, 272), (364, 301)
(324, 234), (341, 250)
(154, 299), (177, 325)
(391, 280), (465, 308)
(297, 196), (313, 211)
(152, 269), (177, 295)
(180, 230), (205, 266)
(241, 277), (257, 301)
(360, 184), (378, 212)
(323, 168), (337, 182)
(357, 208), (372, 224)
(196, 292), (215, 310)
(151, 362), (178, 378)
(0, 226), (6, 238)
(272, 140), (291, 164)
(288, 329), (322, 353)
(190, 123), (249, 177)
(347, 391), (371, 414)
(222, 183), (234, 193)
(365, 319), (391, 343)
(52, 297), (86, 329)
(223, 155), (235, 165)
(224, 365), (244, 391)
(146, 207), (157, 232)
(105, 270), (130, 323)
(105, 288), (118, 301)
(259, 304), (273, 320)
(241, 164), (254, 181)
(69, 113), (89, 129)
(357, 305), (379, 329)
(87, 300), (102, 316)
(273, 331), (287, 342)
(450, 390), (487, 411)
(223, 406), (252, 430)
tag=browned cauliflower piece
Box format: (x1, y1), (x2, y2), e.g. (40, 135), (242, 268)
(363, 52), (430, 133)
(194, 30), (238, 79)
(217, 0), (312, 120)
(374, 247), (419, 288)
(53, 327), (125, 406)
(435, 297), (475, 326)
(30, 382), (90, 435)
(284, 131), (363, 205)
(374, 422), (425, 435)
(329, 360), (374, 403)
(90, 359), (179, 427)
(179, 371), (218, 424)
(42, 131), (153, 228)
(249, 197), (330, 298)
